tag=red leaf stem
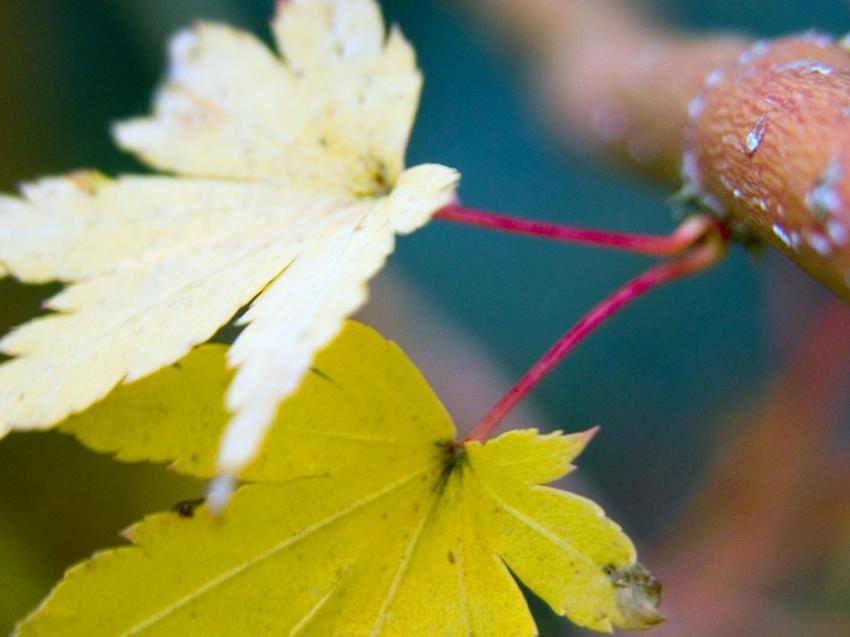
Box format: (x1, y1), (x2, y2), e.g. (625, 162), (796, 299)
(435, 205), (719, 257)
(462, 234), (727, 442)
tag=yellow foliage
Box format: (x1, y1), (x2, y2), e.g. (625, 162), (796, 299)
(0, 0), (458, 477)
(32, 322), (664, 635)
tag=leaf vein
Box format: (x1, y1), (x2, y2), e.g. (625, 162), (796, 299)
(478, 480), (597, 572)
(368, 488), (441, 636)
(119, 466), (431, 636)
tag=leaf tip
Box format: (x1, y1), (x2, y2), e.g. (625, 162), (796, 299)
(581, 425), (601, 444)
(119, 524), (138, 543)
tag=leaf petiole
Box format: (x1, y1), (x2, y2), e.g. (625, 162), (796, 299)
(462, 224), (728, 442)
(435, 205), (721, 257)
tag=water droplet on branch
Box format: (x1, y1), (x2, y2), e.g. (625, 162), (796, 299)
(746, 114), (768, 155)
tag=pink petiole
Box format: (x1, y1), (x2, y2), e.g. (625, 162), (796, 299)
(462, 229), (727, 443)
(434, 204), (721, 257)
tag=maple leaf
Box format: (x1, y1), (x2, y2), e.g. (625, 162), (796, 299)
(36, 321), (664, 635)
(0, 0), (459, 477)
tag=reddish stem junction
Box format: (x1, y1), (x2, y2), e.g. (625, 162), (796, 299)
(433, 205), (727, 442)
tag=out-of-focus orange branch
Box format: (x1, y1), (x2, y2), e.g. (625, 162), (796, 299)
(647, 300), (850, 636)
(462, 0), (850, 302)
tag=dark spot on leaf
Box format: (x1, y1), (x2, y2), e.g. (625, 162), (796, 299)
(310, 366), (342, 389)
(172, 497), (206, 518)
(373, 161), (390, 195)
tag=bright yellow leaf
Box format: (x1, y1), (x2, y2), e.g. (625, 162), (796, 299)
(0, 0), (459, 478)
(35, 322), (664, 635)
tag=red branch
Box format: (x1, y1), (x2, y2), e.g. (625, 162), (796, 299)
(465, 0), (850, 302)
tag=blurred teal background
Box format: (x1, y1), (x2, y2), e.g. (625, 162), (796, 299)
(0, 1), (848, 635)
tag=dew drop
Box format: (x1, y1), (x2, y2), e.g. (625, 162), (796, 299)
(746, 114), (768, 155)
(801, 30), (834, 48)
(682, 151), (700, 185)
(688, 95), (705, 119)
(754, 198), (768, 211)
(774, 59), (834, 76)
(804, 63), (833, 76)
(828, 220), (848, 245)
(807, 231), (832, 256)
(806, 157), (843, 221)
(739, 40), (770, 65)
(790, 232), (802, 250)
(773, 224), (793, 248)
(705, 68), (725, 88)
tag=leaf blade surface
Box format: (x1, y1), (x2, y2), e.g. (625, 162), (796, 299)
(34, 323), (663, 635)
(0, 0), (459, 476)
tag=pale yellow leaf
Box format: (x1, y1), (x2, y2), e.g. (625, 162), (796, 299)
(0, 0), (459, 478)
